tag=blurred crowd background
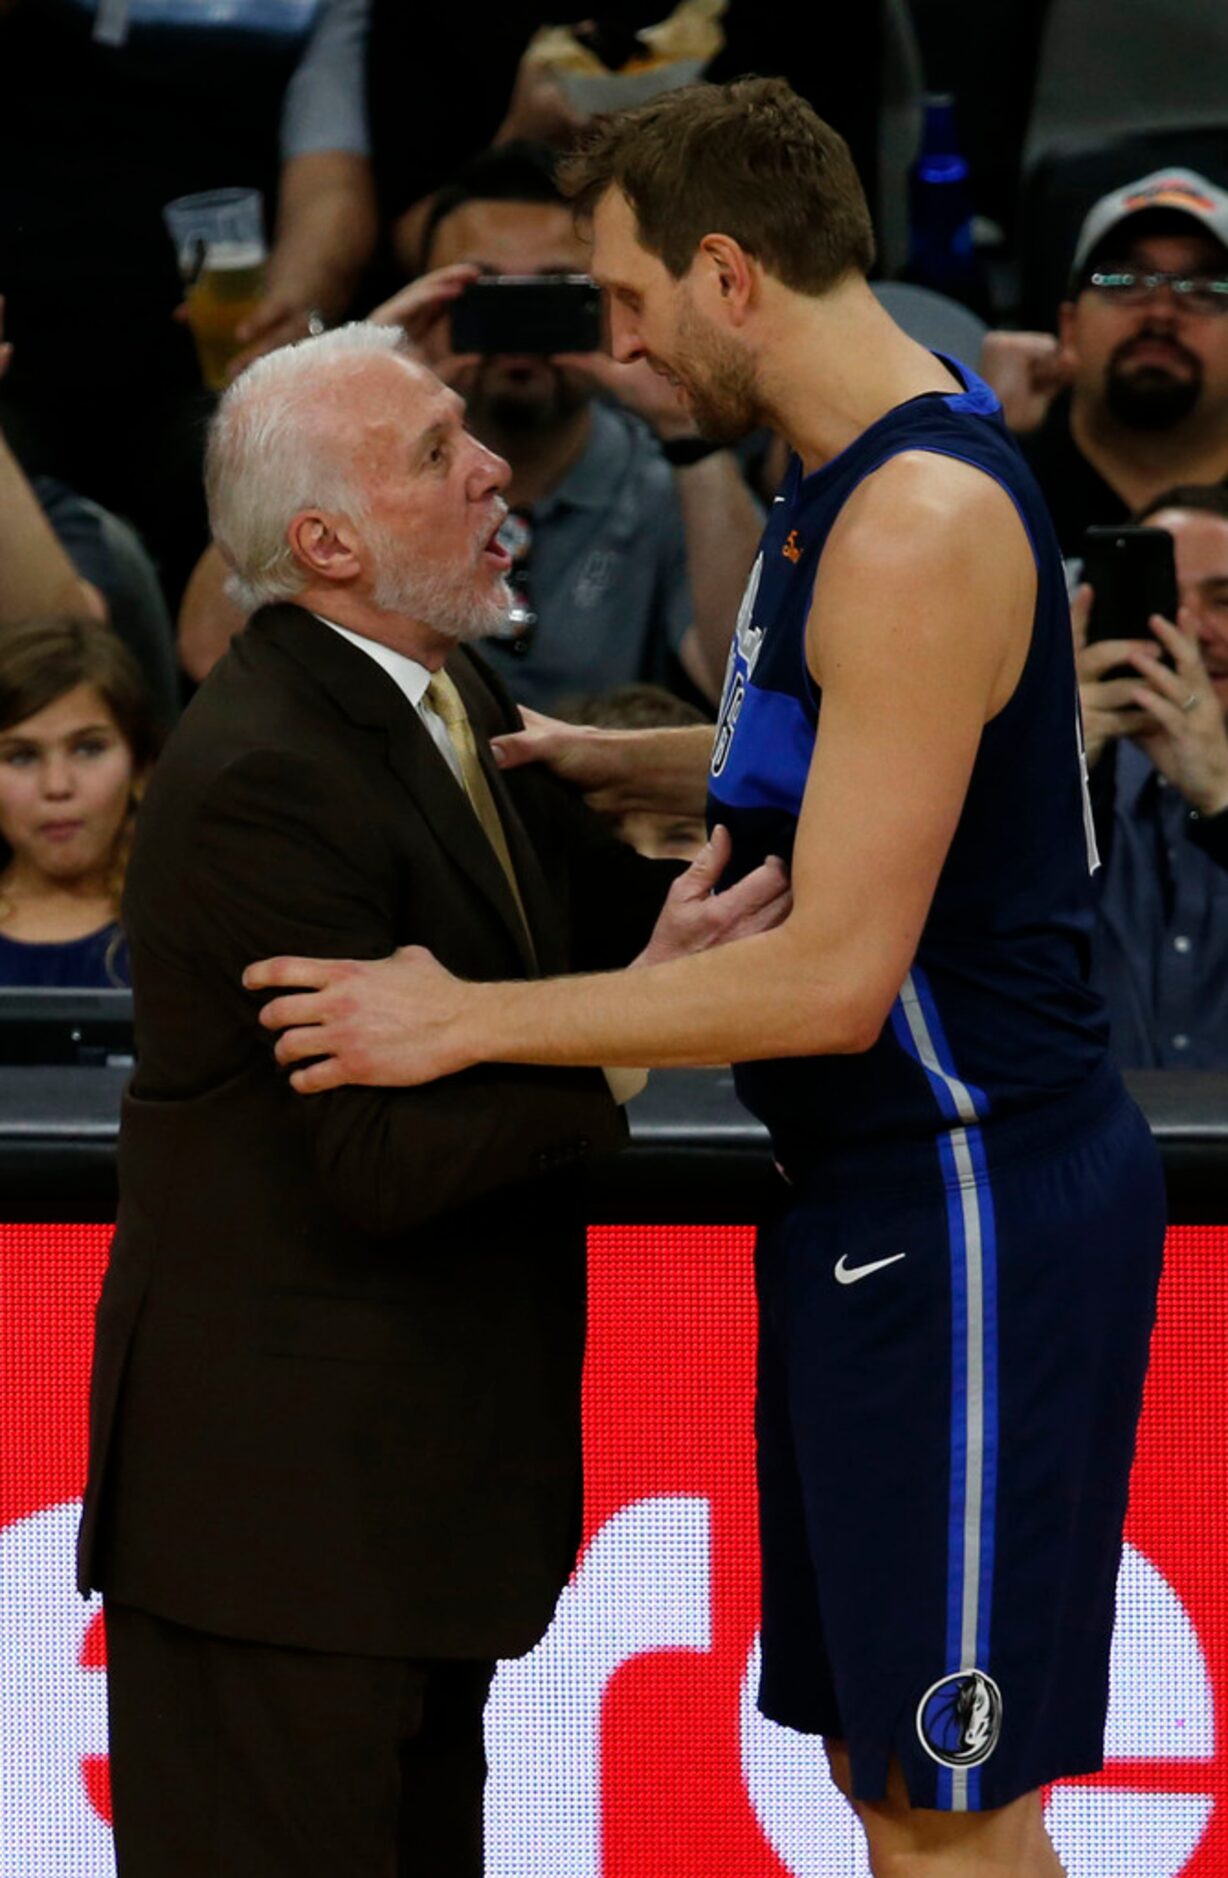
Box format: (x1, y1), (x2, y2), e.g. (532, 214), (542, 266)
(1, 0), (1227, 1074)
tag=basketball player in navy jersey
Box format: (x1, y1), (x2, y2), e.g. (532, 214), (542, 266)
(249, 79), (1165, 1876)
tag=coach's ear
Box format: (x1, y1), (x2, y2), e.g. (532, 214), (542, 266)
(286, 508), (364, 586)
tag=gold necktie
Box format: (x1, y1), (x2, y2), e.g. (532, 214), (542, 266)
(425, 670), (645, 1108)
(425, 670), (533, 952)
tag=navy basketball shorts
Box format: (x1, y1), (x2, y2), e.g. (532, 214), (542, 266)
(753, 1064), (1166, 1813)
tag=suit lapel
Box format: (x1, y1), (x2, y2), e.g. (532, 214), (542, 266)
(249, 607), (539, 974)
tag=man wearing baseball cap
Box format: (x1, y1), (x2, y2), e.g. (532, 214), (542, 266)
(980, 168), (1228, 553)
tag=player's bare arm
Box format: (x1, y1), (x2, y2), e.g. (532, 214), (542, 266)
(491, 711), (716, 818)
(247, 457), (1037, 1092)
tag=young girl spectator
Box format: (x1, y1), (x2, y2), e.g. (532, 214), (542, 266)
(0, 619), (161, 986)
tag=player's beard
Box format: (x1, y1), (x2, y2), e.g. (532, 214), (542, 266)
(671, 296), (762, 445)
(365, 519), (512, 642)
(1104, 332), (1203, 429)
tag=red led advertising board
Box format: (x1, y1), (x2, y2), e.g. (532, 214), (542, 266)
(1, 1222), (1224, 1875)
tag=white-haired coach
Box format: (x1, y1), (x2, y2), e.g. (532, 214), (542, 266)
(76, 323), (786, 1876)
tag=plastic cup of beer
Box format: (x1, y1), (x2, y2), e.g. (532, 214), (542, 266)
(162, 188), (267, 391)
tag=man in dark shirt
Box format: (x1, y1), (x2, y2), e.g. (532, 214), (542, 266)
(0, 0), (376, 607)
(1077, 482), (1228, 1065)
(980, 170), (1228, 554)
(0, 324), (177, 718)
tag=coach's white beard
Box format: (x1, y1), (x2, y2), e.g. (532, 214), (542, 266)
(367, 525), (512, 642)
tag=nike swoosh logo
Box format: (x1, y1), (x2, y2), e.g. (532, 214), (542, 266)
(833, 1252), (907, 1286)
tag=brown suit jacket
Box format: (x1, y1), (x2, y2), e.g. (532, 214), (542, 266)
(78, 604), (672, 1659)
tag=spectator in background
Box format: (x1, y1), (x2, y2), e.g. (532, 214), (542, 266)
(0, 0), (376, 609)
(366, 6), (887, 281)
(979, 171), (1228, 554)
(0, 619), (160, 988)
(556, 681), (709, 859)
(0, 302), (179, 722)
(31, 474), (180, 723)
(181, 143), (764, 711)
(1077, 482), (1228, 1066)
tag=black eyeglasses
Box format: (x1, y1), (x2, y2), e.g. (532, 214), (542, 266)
(1087, 270), (1228, 317)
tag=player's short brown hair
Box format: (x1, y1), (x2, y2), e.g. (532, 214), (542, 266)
(559, 75), (875, 294)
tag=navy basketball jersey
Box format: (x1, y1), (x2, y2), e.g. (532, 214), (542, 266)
(710, 362), (1109, 1164)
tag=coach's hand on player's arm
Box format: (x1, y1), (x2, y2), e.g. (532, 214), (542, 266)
(1072, 582), (1152, 767)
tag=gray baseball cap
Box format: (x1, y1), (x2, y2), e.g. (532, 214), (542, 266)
(1069, 168), (1228, 289)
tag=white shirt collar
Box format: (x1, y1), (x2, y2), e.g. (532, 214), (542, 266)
(315, 615), (434, 711)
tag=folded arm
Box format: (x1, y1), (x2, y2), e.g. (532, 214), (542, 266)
(0, 309), (108, 625)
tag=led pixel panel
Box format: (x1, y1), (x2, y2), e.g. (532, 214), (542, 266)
(0, 1221), (1224, 1875)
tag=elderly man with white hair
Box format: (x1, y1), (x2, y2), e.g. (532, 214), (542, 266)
(77, 323), (788, 1878)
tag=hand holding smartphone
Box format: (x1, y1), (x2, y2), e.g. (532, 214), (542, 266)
(1081, 525), (1179, 672)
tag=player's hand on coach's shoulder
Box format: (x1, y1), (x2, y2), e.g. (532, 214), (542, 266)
(492, 710), (714, 817)
(493, 710), (637, 813)
(634, 825), (791, 969)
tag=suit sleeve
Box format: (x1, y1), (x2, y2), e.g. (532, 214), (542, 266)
(186, 748), (626, 1238)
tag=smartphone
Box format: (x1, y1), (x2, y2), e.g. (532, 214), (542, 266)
(1081, 525), (1179, 669)
(451, 275), (603, 356)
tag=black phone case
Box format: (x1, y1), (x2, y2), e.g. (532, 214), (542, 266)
(1082, 526), (1179, 669)
(451, 277), (602, 356)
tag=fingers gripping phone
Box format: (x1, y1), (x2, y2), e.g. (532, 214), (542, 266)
(450, 275), (603, 356)
(1081, 525), (1179, 671)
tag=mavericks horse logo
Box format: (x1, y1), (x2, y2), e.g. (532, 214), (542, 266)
(916, 1668), (1003, 1768)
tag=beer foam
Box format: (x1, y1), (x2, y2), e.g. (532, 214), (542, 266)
(201, 240), (266, 271)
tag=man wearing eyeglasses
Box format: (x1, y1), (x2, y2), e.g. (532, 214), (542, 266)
(1073, 481), (1228, 1069)
(979, 170), (1228, 555)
